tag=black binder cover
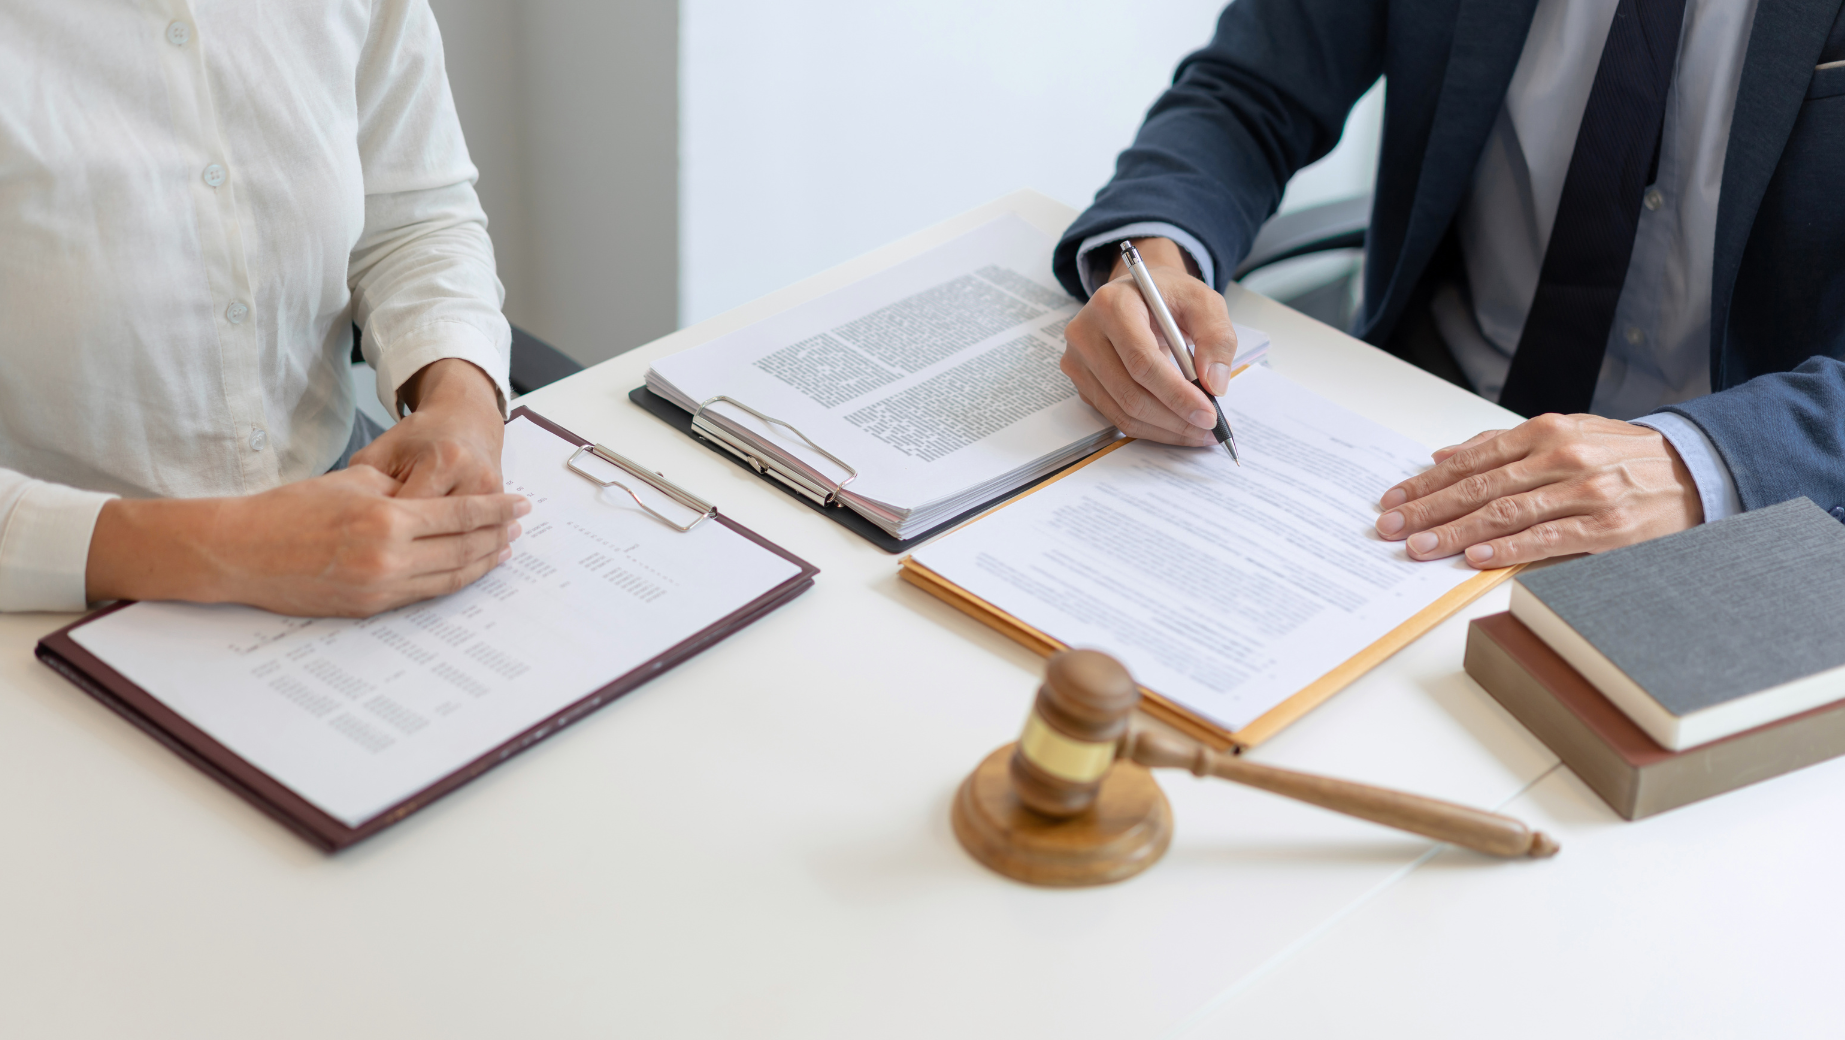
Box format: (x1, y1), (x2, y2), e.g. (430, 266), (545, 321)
(629, 385), (1098, 553)
(35, 406), (819, 852)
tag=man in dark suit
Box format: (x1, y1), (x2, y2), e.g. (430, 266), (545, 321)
(1053, 0), (1845, 567)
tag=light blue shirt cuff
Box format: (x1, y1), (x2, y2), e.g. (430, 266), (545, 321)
(1631, 412), (1744, 523)
(1075, 222), (1217, 298)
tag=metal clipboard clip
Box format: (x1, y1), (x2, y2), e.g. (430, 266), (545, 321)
(567, 443), (717, 533)
(689, 395), (859, 507)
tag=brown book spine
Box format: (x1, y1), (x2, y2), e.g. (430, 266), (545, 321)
(1466, 613), (1845, 821)
(1465, 617), (1642, 819)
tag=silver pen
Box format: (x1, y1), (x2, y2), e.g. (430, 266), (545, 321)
(1119, 240), (1239, 463)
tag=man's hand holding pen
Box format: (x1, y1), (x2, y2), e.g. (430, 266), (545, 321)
(1061, 237), (1239, 448)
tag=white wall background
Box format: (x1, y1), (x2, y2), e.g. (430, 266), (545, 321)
(681, 0), (1383, 327)
(430, 0), (678, 367)
(431, 1), (1384, 358)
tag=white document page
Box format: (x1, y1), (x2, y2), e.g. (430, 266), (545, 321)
(910, 366), (1482, 732)
(72, 417), (803, 827)
(649, 214), (1110, 511)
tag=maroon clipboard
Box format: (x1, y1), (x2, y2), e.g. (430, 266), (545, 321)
(34, 406), (819, 852)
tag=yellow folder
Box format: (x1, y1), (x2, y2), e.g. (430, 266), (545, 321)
(899, 438), (1521, 751)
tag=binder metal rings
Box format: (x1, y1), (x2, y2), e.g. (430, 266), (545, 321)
(567, 443), (717, 533)
(690, 395), (858, 507)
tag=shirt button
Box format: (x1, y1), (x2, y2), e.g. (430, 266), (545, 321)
(166, 21), (190, 47)
(1643, 187), (1664, 211)
(1625, 325), (1645, 345)
(249, 428), (268, 452)
(202, 164), (226, 188)
(225, 301), (248, 324)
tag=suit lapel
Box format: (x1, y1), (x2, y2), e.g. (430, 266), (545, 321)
(1711, 0), (1844, 384)
(1372, 0), (1540, 337)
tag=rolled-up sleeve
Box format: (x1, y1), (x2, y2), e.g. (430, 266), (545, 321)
(346, 0), (511, 418)
(0, 470), (115, 613)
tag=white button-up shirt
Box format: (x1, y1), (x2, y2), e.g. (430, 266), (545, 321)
(0, 0), (511, 612)
(1433, 0), (1760, 421)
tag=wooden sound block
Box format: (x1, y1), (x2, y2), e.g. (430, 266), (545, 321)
(952, 743), (1173, 887)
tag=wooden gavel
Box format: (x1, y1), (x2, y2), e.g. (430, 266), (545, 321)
(953, 649), (1558, 887)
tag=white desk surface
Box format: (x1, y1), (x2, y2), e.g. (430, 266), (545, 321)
(0, 192), (1812, 1040)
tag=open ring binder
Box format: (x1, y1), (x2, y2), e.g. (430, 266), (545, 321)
(631, 384), (1097, 554)
(690, 395), (859, 508)
(567, 443), (717, 533)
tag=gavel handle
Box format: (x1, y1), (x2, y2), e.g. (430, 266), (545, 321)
(1122, 728), (1559, 859)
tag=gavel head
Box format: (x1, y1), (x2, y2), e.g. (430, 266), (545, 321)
(1009, 649), (1140, 819)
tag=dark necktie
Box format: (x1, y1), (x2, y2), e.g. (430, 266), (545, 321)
(1496, 0), (1690, 418)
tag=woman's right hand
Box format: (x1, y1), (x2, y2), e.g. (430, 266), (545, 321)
(86, 465), (530, 617)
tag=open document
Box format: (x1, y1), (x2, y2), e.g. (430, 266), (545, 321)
(646, 213), (1267, 541)
(904, 366), (1513, 745)
(59, 416), (812, 836)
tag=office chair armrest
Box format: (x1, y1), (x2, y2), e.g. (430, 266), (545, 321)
(507, 325), (583, 396)
(1233, 195), (1371, 280)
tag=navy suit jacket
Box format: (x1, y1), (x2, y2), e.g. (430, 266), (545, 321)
(1055, 0), (1845, 519)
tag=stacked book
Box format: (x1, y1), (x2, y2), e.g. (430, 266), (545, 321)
(1466, 497), (1845, 820)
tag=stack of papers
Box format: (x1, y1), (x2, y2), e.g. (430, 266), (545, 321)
(646, 214), (1267, 541)
(904, 365), (1504, 746)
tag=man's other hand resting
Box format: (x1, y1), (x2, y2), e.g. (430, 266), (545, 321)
(1374, 414), (1703, 569)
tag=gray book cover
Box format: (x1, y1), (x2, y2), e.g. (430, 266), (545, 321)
(1515, 497), (1845, 719)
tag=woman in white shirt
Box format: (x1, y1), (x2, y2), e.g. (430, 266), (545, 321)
(0, 0), (526, 615)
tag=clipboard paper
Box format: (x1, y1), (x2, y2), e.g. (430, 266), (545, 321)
(35, 406), (819, 851)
